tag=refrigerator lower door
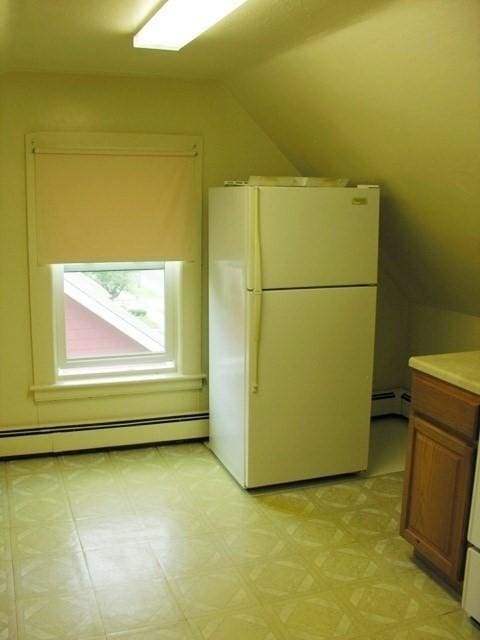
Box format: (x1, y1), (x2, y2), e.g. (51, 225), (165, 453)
(463, 548), (480, 623)
(245, 286), (376, 488)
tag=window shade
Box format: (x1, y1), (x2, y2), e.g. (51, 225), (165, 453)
(33, 148), (199, 264)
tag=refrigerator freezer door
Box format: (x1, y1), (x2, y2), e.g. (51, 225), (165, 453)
(245, 286), (376, 487)
(255, 187), (379, 290)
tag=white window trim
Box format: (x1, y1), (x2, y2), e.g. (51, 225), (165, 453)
(30, 373), (204, 403)
(26, 132), (204, 403)
(29, 261), (204, 402)
(54, 262), (178, 380)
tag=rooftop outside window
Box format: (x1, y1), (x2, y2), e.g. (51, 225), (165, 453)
(56, 262), (176, 378)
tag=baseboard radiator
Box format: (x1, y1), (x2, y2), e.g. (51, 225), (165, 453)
(0, 390), (410, 458)
(0, 412), (209, 459)
(371, 388), (411, 419)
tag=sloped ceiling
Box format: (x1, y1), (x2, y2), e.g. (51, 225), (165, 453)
(225, 0), (480, 317)
(0, 0), (391, 78)
(1, 0), (479, 316)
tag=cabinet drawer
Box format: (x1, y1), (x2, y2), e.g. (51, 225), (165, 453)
(412, 372), (480, 441)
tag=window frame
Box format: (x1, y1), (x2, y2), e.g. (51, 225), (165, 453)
(54, 261), (179, 381)
(26, 132), (204, 403)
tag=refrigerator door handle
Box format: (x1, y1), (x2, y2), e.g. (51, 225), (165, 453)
(251, 290), (262, 393)
(248, 187), (262, 292)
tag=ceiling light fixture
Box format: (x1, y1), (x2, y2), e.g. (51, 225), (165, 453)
(133, 0), (248, 51)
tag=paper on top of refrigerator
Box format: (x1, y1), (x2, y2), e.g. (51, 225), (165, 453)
(247, 176), (349, 187)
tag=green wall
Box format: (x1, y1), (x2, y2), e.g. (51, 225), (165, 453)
(1, 61), (450, 432)
(226, 0), (480, 375)
(0, 72), (296, 429)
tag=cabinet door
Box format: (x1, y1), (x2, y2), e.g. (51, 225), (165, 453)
(400, 414), (474, 584)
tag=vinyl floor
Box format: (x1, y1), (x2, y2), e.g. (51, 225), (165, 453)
(0, 424), (479, 639)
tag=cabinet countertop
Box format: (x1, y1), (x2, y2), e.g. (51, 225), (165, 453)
(409, 351), (480, 396)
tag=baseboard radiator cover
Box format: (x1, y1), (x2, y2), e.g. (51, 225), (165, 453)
(0, 412), (209, 459)
(371, 388), (411, 419)
(1, 389), (411, 459)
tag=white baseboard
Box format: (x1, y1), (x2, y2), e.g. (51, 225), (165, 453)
(371, 388), (410, 419)
(0, 413), (209, 458)
(1, 388), (411, 459)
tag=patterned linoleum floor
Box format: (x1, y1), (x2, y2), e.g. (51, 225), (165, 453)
(0, 442), (479, 640)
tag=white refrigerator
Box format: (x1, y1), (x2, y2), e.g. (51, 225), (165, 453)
(208, 185), (379, 488)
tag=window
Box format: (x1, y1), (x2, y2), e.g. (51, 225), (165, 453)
(26, 132), (203, 403)
(54, 262), (178, 379)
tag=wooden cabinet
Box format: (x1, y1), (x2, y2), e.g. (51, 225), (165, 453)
(400, 371), (480, 591)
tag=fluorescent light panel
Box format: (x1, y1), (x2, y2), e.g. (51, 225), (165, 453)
(133, 0), (248, 51)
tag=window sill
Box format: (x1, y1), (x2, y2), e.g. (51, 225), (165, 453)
(58, 360), (175, 379)
(31, 372), (205, 403)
